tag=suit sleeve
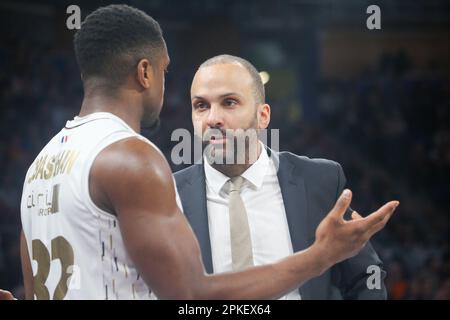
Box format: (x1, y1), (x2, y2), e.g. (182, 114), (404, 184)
(331, 163), (387, 300)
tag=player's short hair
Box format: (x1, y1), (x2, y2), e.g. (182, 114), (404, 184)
(199, 54), (265, 105)
(74, 4), (165, 87)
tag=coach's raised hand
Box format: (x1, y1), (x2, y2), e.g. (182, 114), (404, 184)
(314, 189), (399, 268)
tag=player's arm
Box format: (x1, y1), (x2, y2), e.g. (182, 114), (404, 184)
(90, 137), (398, 299)
(0, 232), (32, 300)
(20, 230), (34, 300)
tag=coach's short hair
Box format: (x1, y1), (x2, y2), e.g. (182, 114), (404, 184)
(74, 4), (165, 87)
(199, 54), (265, 105)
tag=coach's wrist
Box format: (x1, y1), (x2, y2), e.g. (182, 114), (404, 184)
(308, 242), (334, 277)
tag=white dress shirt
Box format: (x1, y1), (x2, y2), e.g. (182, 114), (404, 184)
(204, 145), (301, 300)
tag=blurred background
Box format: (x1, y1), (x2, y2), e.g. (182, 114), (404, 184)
(0, 0), (449, 299)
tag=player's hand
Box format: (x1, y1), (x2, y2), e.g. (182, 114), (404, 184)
(0, 289), (16, 300)
(314, 189), (399, 266)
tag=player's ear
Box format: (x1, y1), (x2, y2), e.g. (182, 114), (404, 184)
(136, 58), (153, 89)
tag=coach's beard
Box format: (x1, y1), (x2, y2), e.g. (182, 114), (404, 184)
(202, 129), (260, 166)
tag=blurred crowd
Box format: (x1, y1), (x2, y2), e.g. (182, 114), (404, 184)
(1, 23), (449, 299)
(291, 51), (450, 299)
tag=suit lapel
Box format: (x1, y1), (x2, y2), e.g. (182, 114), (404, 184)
(178, 153), (315, 297)
(177, 165), (214, 274)
(276, 152), (312, 299)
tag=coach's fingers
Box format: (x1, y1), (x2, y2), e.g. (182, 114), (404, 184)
(363, 201), (399, 236)
(351, 211), (363, 220)
(0, 289), (15, 300)
(366, 205), (398, 237)
(329, 189), (353, 221)
(364, 201), (399, 227)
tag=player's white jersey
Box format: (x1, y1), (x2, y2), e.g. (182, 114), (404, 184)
(20, 112), (168, 300)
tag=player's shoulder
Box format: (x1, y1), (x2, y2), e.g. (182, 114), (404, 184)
(94, 136), (171, 180)
(101, 135), (159, 158)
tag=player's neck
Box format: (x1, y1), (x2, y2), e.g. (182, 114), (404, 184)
(79, 89), (142, 133)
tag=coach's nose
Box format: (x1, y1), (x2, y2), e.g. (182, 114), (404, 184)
(206, 104), (225, 129)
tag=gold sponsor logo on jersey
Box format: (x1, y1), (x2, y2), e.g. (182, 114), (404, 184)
(27, 184), (60, 216)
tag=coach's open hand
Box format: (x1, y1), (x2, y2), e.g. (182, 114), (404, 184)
(314, 189), (399, 268)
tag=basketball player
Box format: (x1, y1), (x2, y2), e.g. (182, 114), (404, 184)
(14, 4), (398, 300)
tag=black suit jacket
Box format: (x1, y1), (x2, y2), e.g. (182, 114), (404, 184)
(174, 150), (387, 299)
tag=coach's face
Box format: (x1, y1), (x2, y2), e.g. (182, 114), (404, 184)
(191, 63), (270, 163)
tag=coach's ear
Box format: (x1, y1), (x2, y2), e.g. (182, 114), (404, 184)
(257, 103), (271, 129)
(136, 58), (153, 89)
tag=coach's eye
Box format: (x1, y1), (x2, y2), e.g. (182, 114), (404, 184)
(224, 99), (237, 107)
(194, 101), (208, 109)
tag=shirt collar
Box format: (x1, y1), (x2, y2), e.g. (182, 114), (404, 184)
(204, 157), (230, 195)
(241, 143), (269, 190)
(203, 142), (270, 194)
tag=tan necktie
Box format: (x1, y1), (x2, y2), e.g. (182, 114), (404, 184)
(228, 176), (254, 271)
